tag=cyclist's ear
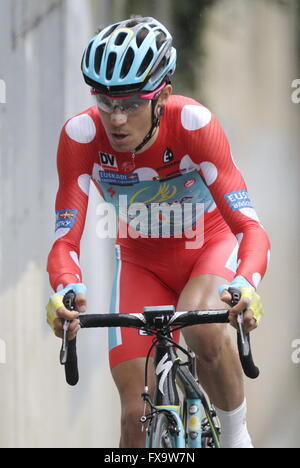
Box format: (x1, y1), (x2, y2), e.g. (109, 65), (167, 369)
(157, 84), (172, 107)
(155, 85), (172, 120)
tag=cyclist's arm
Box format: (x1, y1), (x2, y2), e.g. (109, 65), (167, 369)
(187, 109), (271, 290)
(47, 116), (96, 292)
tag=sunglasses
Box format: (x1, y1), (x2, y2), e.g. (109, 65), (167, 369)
(91, 82), (166, 115)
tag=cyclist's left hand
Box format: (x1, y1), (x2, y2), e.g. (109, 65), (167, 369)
(220, 287), (264, 333)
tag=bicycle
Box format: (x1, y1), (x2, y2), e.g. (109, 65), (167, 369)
(59, 288), (259, 448)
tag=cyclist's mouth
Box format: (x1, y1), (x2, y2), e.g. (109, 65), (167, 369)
(111, 133), (130, 144)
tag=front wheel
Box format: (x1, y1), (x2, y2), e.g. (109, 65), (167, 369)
(148, 412), (178, 448)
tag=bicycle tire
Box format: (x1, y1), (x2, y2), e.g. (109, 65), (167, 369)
(148, 412), (178, 448)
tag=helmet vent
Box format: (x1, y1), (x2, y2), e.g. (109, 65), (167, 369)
(120, 47), (135, 78)
(137, 49), (154, 77)
(85, 42), (93, 68)
(106, 52), (117, 80)
(95, 44), (105, 73)
(102, 24), (118, 40)
(155, 30), (167, 49)
(115, 32), (127, 46)
(136, 28), (149, 47)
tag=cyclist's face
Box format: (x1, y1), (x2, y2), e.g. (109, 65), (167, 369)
(97, 85), (172, 153)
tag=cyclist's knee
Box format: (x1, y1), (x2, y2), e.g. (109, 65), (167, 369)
(197, 338), (230, 366)
(184, 324), (232, 366)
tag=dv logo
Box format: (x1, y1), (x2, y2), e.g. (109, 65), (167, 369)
(100, 152), (118, 170)
(0, 338), (6, 364)
(0, 79), (6, 104)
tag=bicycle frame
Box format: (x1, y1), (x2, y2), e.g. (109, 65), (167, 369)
(145, 330), (220, 448)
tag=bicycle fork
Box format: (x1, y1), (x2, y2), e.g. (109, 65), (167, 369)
(142, 338), (186, 447)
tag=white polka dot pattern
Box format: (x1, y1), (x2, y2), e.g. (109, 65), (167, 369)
(252, 273), (262, 289)
(239, 208), (260, 222)
(207, 202), (217, 213)
(70, 251), (80, 267)
(66, 114), (96, 143)
(54, 228), (70, 240)
(225, 243), (239, 273)
(236, 233), (244, 245)
(181, 105), (212, 131)
(78, 174), (91, 196)
(180, 155), (200, 173)
(199, 162), (218, 186)
(134, 167), (159, 181)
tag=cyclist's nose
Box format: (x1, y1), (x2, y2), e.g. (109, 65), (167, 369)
(110, 106), (128, 125)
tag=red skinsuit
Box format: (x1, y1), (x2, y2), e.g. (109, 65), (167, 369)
(47, 95), (270, 368)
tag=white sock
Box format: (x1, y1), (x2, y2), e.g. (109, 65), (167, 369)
(215, 399), (253, 448)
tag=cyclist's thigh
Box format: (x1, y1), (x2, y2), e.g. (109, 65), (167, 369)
(108, 244), (178, 369)
(177, 232), (238, 350)
(178, 274), (229, 351)
(177, 231), (238, 347)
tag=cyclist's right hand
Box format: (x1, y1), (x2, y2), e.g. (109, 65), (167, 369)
(46, 283), (87, 341)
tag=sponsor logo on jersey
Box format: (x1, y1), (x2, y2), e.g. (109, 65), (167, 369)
(55, 209), (78, 230)
(99, 170), (140, 186)
(99, 152), (118, 170)
(224, 190), (254, 211)
(163, 148), (174, 164)
(129, 182), (178, 205)
(157, 160), (180, 172)
(184, 178), (196, 188)
(158, 170), (182, 182)
(107, 187), (117, 198)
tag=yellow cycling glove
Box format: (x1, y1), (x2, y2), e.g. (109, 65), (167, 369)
(239, 287), (264, 324)
(219, 276), (264, 324)
(46, 283), (87, 331)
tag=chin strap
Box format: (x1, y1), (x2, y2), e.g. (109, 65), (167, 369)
(131, 100), (163, 156)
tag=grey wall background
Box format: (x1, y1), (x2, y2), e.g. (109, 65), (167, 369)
(201, 0), (300, 448)
(0, 0), (299, 448)
(0, 0), (119, 448)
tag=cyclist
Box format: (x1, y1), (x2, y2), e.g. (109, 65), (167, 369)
(46, 17), (270, 448)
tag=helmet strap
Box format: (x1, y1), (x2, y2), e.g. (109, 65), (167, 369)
(132, 100), (162, 155)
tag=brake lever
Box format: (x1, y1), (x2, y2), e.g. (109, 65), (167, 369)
(228, 287), (259, 379)
(59, 290), (76, 365)
(228, 288), (246, 344)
